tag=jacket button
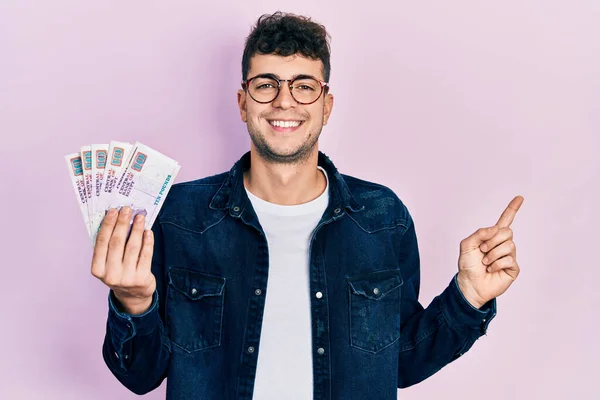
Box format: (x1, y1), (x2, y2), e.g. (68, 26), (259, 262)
(334, 208), (341, 214)
(247, 346), (255, 353)
(191, 288), (198, 296)
(373, 287), (380, 295)
(255, 289), (262, 295)
(315, 291), (323, 299)
(317, 348), (325, 355)
(233, 206), (240, 212)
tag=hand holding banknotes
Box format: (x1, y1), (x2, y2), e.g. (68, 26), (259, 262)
(66, 140), (180, 314)
(91, 206), (156, 315)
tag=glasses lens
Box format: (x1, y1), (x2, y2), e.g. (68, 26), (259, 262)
(291, 78), (322, 104)
(248, 77), (279, 103)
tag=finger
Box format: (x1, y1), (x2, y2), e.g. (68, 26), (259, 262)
(105, 206), (133, 278)
(482, 240), (516, 266)
(480, 227), (513, 253)
(496, 195), (524, 228)
(486, 255), (517, 274)
(91, 208), (118, 279)
(138, 229), (155, 274)
(460, 225), (499, 252)
(123, 214), (146, 269)
(488, 257), (520, 280)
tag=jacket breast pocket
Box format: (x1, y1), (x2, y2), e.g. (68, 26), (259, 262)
(166, 268), (226, 353)
(347, 269), (403, 353)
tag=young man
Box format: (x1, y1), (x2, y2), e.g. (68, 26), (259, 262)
(91, 12), (523, 400)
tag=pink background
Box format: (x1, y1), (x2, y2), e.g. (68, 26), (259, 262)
(1, 1), (598, 398)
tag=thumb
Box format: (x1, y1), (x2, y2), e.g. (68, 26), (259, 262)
(460, 225), (499, 251)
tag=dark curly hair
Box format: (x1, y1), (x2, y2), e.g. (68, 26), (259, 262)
(241, 12), (331, 83)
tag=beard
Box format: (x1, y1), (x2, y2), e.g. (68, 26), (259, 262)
(246, 114), (324, 165)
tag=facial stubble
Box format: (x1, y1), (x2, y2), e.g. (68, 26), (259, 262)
(246, 111), (324, 166)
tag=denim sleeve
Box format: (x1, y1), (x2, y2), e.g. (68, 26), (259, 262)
(396, 214), (497, 388)
(102, 217), (171, 395)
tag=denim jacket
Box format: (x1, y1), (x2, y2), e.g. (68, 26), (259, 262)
(103, 151), (496, 399)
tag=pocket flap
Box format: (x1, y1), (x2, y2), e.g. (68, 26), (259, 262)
(347, 269), (403, 300)
(168, 268), (225, 300)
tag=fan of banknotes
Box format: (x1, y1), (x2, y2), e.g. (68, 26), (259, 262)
(65, 141), (181, 245)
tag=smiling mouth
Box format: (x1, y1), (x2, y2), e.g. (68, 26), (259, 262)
(268, 120), (303, 128)
(267, 120), (305, 132)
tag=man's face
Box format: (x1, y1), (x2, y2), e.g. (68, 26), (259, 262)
(237, 53), (334, 164)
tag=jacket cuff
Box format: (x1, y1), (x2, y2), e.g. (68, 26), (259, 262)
(107, 290), (160, 340)
(439, 274), (497, 335)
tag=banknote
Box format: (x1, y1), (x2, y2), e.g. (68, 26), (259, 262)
(92, 144), (109, 198)
(80, 146), (94, 235)
(109, 142), (180, 231)
(89, 141), (133, 239)
(65, 153), (91, 237)
(103, 141), (133, 195)
(67, 141), (180, 246)
(89, 144), (109, 239)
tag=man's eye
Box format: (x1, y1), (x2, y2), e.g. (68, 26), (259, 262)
(256, 83), (275, 90)
(296, 85), (315, 91)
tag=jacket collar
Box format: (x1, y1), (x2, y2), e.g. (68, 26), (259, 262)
(209, 151), (364, 218)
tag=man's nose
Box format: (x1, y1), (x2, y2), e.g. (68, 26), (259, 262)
(271, 83), (297, 109)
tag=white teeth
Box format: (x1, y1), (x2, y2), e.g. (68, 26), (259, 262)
(270, 120), (301, 128)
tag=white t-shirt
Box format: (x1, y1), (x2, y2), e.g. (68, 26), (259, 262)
(246, 167), (329, 399)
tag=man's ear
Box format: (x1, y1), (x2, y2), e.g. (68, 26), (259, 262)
(237, 89), (247, 122)
(322, 93), (334, 126)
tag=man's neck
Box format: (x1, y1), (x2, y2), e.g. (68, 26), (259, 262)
(243, 149), (327, 206)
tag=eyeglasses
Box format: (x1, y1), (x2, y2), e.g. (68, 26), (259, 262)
(241, 74), (329, 105)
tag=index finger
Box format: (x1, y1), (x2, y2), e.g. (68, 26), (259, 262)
(91, 208), (118, 276)
(496, 195), (524, 228)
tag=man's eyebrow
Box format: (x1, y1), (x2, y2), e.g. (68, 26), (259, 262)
(252, 73), (279, 80)
(293, 74), (317, 80)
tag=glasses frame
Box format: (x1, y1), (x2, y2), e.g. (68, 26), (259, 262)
(241, 74), (329, 105)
